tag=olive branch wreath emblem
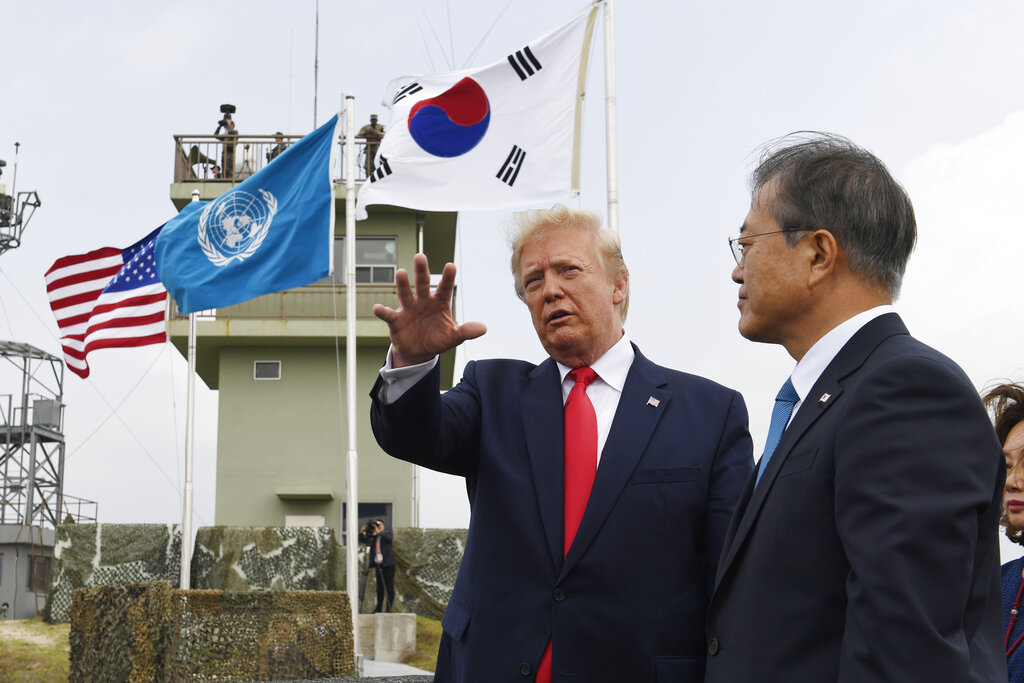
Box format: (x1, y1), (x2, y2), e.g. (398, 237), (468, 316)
(198, 189), (278, 267)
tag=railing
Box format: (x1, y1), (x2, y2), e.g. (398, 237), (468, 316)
(59, 494), (98, 524)
(168, 284), (401, 321)
(0, 394), (63, 431)
(172, 134), (379, 184)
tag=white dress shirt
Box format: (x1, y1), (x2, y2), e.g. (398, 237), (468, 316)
(378, 332), (634, 466)
(787, 304), (896, 424)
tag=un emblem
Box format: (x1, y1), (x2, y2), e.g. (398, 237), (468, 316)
(198, 189), (278, 266)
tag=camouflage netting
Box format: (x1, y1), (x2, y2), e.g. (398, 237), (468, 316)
(51, 524), (467, 624)
(388, 529), (467, 620)
(70, 581), (354, 682)
(193, 526), (338, 592)
(48, 523), (181, 623)
(193, 526), (466, 620)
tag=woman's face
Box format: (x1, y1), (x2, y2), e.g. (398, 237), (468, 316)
(1003, 421), (1024, 531)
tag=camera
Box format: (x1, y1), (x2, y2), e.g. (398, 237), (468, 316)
(216, 104), (237, 132)
(360, 520), (382, 542)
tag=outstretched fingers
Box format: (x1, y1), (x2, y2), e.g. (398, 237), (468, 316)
(413, 253), (433, 299)
(393, 267), (414, 310)
(372, 303), (399, 324)
(457, 321), (487, 342)
(433, 261), (457, 305)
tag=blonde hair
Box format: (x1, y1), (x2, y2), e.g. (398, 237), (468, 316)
(508, 204), (630, 321)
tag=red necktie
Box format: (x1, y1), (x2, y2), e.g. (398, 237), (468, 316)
(537, 366), (599, 683)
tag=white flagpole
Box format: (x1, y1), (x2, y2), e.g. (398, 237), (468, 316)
(603, 0), (619, 234)
(180, 190), (201, 590)
(343, 93), (362, 666)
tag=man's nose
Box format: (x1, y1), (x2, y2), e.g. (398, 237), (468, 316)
(542, 275), (563, 300)
(731, 263), (743, 284)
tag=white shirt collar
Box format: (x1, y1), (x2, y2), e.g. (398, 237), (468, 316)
(557, 331), (633, 391)
(790, 304), (895, 403)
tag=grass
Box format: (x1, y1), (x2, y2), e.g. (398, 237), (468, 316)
(402, 614), (442, 672)
(0, 618), (70, 683)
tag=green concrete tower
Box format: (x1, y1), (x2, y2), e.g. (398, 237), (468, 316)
(168, 129), (458, 538)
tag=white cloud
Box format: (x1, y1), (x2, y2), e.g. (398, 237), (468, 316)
(901, 110), (1024, 388)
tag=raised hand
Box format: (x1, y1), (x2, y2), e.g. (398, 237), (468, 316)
(372, 253), (486, 367)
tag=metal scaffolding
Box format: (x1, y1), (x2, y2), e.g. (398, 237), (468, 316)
(0, 341), (92, 528)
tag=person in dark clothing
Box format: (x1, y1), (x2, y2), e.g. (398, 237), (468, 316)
(359, 519), (395, 612)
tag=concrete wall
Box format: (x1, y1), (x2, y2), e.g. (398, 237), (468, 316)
(0, 524), (54, 620)
(214, 344), (414, 530)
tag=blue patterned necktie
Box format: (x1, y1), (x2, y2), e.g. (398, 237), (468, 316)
(755, 378), (799, 485)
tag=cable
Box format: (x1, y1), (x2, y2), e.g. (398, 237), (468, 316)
(462, 0), (515, 68)
(0, 290), (15, 340)
(0, 268), (60, 345)
(414, 15), (438, 73)
(167, 341), (181, 488)
(0, 268), (204, 525)
(420, 11), (455, 70)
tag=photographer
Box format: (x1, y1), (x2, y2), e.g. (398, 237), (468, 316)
(358, 519), (395, 612)
(214, 105), (238, 179)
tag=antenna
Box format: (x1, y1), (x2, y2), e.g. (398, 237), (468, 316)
(313, 0), (320, 128)
(0, 142), (41, 257)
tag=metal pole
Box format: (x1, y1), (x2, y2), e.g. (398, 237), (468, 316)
(603, 0), (619, 234)
(180, 189), (201, 590)
(343, 93), (362, 667)
(413, 218), (425, 528)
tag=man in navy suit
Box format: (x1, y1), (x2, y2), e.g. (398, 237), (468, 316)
(370, 205), (752, 682)
(705, 134), (1006, 681)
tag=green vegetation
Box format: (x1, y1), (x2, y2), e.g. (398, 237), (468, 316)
(402, 614), (442, 673)
(0, 618), (70, 683)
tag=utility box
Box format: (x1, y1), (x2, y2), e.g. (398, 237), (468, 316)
(32, 400), (60, 428)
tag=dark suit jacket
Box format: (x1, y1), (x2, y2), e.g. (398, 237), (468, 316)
(371, 345), (752, 682)
(705, 314), (1006, 682)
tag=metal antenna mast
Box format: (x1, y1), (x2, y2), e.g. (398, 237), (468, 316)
(0, 143), (41, 257)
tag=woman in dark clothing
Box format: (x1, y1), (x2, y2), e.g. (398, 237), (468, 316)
(985, 383), (1024, 680)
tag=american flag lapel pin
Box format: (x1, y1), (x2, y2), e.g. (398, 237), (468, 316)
(647, 397), (660, 408)
(818, 393), (831, 404)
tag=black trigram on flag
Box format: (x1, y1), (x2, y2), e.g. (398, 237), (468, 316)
(369, 156), (393, 183)
(393, 82), (423, 105)
(507, 46), (542, 81)
(497, 146), (526, 187)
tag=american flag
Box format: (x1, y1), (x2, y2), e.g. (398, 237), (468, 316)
(44, 227), (167, 378)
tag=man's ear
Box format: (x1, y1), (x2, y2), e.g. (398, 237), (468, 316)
(807, 230), (839, 287)
(612, 272), (629, 305)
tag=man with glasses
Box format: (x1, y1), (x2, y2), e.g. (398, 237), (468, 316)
(705, 133), (1005, 681)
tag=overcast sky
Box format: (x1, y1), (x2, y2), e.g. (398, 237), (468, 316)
(2, 0), (1023, 559)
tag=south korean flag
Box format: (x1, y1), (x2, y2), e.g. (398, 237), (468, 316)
(356, 4), (600, 220)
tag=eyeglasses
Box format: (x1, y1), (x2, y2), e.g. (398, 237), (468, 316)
(728, 229), (810, 265)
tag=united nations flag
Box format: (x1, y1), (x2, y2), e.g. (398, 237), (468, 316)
(155, 114), (341, 314)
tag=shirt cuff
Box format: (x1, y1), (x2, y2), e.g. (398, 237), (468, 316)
(378, 346), (438, 404)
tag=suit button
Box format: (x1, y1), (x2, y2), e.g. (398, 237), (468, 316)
(520, 662), (532, 676)
(707, 638), (720, 655)
(553, 588), (566, 602)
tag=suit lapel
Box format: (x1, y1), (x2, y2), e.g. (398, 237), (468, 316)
(562, 347), (669, 577)
(522, 359), (567, 572)
(715, 313), (910, 586)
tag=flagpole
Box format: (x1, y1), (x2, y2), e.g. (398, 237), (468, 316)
(603, 0), (619, 234)
(343, 93), (362, 668)
(180, 191), (201, 590)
